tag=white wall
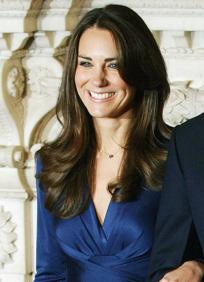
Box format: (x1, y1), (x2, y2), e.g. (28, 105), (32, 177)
(0, 1), (204, 281)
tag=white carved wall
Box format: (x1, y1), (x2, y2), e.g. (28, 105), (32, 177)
(0, 1), (204, 281)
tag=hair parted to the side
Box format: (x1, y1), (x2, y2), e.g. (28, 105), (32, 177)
(37, 4), (171, 218)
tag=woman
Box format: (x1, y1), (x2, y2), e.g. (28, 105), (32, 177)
(34, 4), (203, 282)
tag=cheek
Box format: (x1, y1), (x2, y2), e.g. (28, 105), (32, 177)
(116, 79), (135, 101)
(74, 69), (81, 88)
(75, 68), (88, 89)
(116, 77), (134, 97)
(74, 72), (86, 100)
(110, 74), (129, 90)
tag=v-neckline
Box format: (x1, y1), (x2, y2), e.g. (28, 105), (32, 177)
(80, 184), (120, 243)
(90, 197), (118, 242)
(90, 197), (112, 229)
(80, 196), (118, 243)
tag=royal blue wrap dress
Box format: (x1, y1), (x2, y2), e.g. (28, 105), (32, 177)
(34, 159), (160, 282)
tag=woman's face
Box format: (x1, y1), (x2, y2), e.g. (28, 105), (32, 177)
(75, 27), (134, 119)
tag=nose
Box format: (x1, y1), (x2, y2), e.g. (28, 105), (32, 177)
(91, 68), (108, 87)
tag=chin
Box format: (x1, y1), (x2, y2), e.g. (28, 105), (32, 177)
(89, 113), (109, 118)
(87, 110), (111, 118)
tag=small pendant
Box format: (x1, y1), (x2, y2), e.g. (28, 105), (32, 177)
(109, 154), (114, 159)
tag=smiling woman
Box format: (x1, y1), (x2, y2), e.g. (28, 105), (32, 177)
(75, 27), (134, 119)
(33, 4), (202, 282)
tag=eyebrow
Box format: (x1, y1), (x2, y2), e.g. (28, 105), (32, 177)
(78, 55), (117, 62)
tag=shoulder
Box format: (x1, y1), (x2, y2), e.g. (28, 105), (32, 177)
(169, 113), (204, 163)
(175, 112), (204, 137)
(174, 113), (204, 146)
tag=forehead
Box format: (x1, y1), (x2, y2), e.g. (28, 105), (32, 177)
(78, 27), (118, 57)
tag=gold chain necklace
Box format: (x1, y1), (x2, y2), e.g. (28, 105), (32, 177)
(99, 147), (123, 159)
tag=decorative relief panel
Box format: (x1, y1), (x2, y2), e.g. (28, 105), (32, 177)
(7, 65), (25, 99)
(0, 105), (19, 145)
(0, 59), (21, 146)
(2, 59), (26, 145)
(164, 82), (204, 126)
(22, 56), (62, 148)
(0, 206), (17, 269)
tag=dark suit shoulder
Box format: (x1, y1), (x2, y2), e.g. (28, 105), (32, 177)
(174, 113), (204, 145)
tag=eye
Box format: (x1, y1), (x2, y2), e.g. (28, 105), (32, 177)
(78, 61), (92, 67)
(107, 62), (119, 69)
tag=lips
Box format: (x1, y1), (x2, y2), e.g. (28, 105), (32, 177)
(89, 90), (115, 100)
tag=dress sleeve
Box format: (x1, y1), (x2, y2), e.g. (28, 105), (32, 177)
(147, 128), (193, 282)
(34, 156), (68, 282)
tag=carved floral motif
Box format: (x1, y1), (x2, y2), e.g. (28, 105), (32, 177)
(3, 60), (26, 145)
(6, 65), (25, 100)
(26, 65), (61, 98)
(0, 206), (17, 269)
(163, 81), (204, 126)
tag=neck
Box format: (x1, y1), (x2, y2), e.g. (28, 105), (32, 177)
(93, 117), (131, 152)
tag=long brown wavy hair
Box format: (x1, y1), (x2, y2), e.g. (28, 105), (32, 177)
(37, 4), (171, 218)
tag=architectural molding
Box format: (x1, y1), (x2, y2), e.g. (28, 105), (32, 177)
(162, 48), (204, 56)
(0, 0), (44, 33)
(1, 0), (204, 33)
(37, 0), (204, 10)
(0, 146), (26, 168)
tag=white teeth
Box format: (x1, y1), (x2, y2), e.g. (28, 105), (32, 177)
(89, 91), (115, 100)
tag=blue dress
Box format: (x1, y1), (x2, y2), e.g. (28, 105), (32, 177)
(34, 160), (160, 282)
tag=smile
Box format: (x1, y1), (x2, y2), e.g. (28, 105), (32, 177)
(89, 91), (115, 100)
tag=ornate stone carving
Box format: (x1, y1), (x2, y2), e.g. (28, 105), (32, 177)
(0, 206), (17, 269)
(26, 64), (61, 98)
(24, 57), (62, 147)
(6, 65), (25, 99)
(0, 105), (19, 145)
(163, 81), (204, 126)
(164, 81), (190, 126)
(2, 59), (26, 145)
